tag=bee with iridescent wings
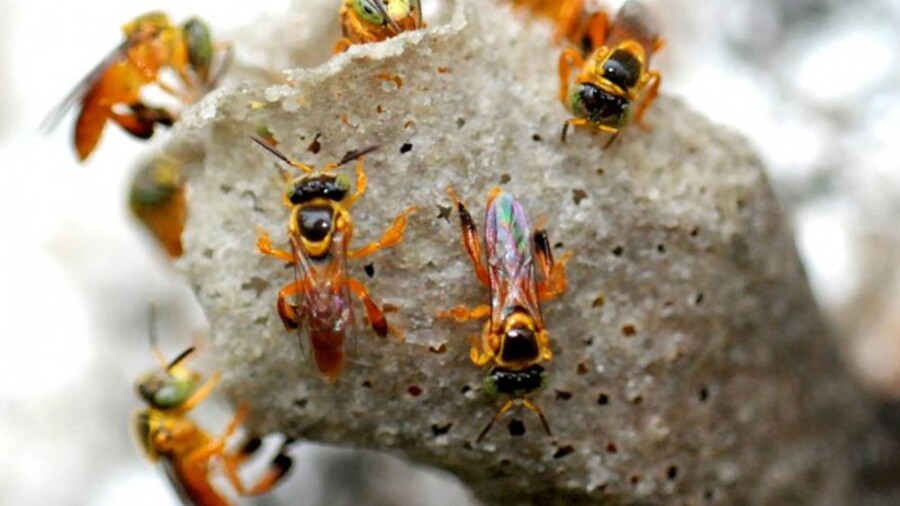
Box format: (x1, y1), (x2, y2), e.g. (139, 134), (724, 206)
(42, 12), (232, 161)
(439, 188), (570, 442)
(335, 0), (425, 53)
(133, 309), (292, 505)
(253, 138), (416, 382)
(558, 0), (664, 146)
(128, 154), (187, 258)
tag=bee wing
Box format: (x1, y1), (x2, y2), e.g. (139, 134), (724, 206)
(288, 235), (311, 365)
(484, 191), (542, 321)
(410, 0), (424, 28)
(39, 39), (130, 133)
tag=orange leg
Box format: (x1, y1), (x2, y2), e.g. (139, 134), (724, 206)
(111, 103), (174, 140)
(223, 436), (293, 496)
(347, 277), (389, 338)
(634, 70), (661, 128)
(333, 37), (352, 54)
(476, 398), (516, 443)
(343, 156), (368, 208)
(476, 397), (552, 443)
(558, 48), (584, 104)
(521, 398), (553, 436)
(348, 206), (417, 258)
(534, 230), (571, 301)
(179, 371), (223, 412)
(470, 324), (497, 367)
(437, 304), (491, 323)
(446, 187), (490, 287)
(580, 11), (609, 53)
(183, 405), (249, 470)
(276, 281), (304, 330)
(256, 227), (294, 263)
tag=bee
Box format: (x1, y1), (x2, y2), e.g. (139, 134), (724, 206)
(128, 154), (187, 258)
(335, 0), (425, 53)
(253, 138), (416, 382)
(558, 0), (664, 146)
(42, 12), (232, 161)
(133, 308), (293, 505)
(439, 188), (570, 442)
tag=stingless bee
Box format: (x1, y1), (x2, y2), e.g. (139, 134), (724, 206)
(335, 0), (425, 53)
(439, 188), (570, 442)
(253, 138), (416, 381)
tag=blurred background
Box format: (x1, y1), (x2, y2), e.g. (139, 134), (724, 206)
(0, 0), (899, 504)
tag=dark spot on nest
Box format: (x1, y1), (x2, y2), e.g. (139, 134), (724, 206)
(362, 380), (373, 388)
(429, 343), (448, 354)
(555, 390), (573, 401)
(456, 117), (466, 129)
(612, 246), (624, 256)
(657, 243), (666, 253)
(306, 133), (322, 154)
(695, 292), (704, 305)
(293, 399), (308, 409)
(606, 442), (618, 453)
(460, 385), (471, 394)
(240, 277), (270, 297)
(699, 386), (709, 402)
(438, 205), (453, 222)
(622, 324), (637, 336)
(532, 133), (543, 142)
(597, 393), (609, 405)
(499, 173), (511, 184)
(577, 362), (589, 375)
(400, 142), (413, 154)
(554, 242), (564, 249)
(407, 385), (423, 397)
(507, 419), (526, 437)
(553, 445), (575, 459)
(667, 465), (679, 480)
(431, 423), (453, 436)
(592, 295), (605, 308)
(572, 189), (588, 205)
(364, 263), (375, 278)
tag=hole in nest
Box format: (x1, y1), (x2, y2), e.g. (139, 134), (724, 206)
(612, 246), (624, 256)
(253, 316), (268, 325)
(554, 242), (564, 249)
(293, 399), (308, 408)
(499, 173), (511, 184)
(690, 227), (700, 237)
(306, 133), (322, 154)
(553, 445), (575, 459)
(592, 295), (605, 308)
(532, 133), (543, 142)
(460, 385), (472, 394)
(555, 390), (573, 401)
(431, 423), (453, 436)
(456, 117), (466, 129)
(202, 248), (214, 259)
(364, 263), (375, 278)
(499, 458), (511, 466)
(400, 142), (413, 154)
(630, 474), (641, 485)
(667, 465), (678, 480)
(577, 362), (589, 375)
(429, 343), (448, 354)
(407, 385), (424, 397)
(698, 386), (709, 402)
(695, 292), (704, 305)
(622, 324), (637, 336)
(631, 395), (644, 405)
(606, 442), (618, 453)
(583, 337), (594, 346)
(596, 167), (605, 175)
(507, 419), (526, 437)
(220, 184), (233, 194)
(437, 205), (453, 222)
(597, 393), (609, 405)
(572, 189), (588, 205)
(657, 243), (666, 254)
(361, 380), (373, 388)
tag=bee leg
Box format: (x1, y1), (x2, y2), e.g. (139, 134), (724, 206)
(111, 104), (174, 140)
(446, 187), (490, 286)
(276, 281), (305, 330)
(223, 436), (294, 496)
(476, 398), (516, 443)
(521, 398), (553, 436)
(534, 230), (572, 301)
(343, 156), (369, 208)
(183, 404), (249, 470)
(554, 0), (584, 44)
(333, 37), (353, 54)
(558, 48), (584, 105)
(436, 304), (491, 323)
(634, 70), (662, 129)
(470, 324), (495, 367)
(179, 371), (223, 412)
(347, 277), (391, 338)
(256, 226), (294, 262)
(348, 206), (417, 258)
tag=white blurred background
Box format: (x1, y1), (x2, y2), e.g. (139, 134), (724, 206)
(1, 0), (899, 504)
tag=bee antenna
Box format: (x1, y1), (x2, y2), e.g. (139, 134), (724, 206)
(166, 347), (196, 372)
(339, 145), (379, 166)
(147, 303), (169, 368)
(251, 136), (314, 173)
(371, 0), (402, 33)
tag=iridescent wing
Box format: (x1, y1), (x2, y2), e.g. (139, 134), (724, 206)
(39, 39), (129, 132)
(483, 190), (542, 324)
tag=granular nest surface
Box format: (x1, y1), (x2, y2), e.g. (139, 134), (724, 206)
(169, 0), (874, 504)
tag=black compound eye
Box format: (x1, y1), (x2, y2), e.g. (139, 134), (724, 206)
(299, 207), (334, 242)
(603, 49), (641, 89)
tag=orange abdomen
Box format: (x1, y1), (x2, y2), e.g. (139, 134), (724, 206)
(74, 60), (148, 160)
(310, 330), (346, 382)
